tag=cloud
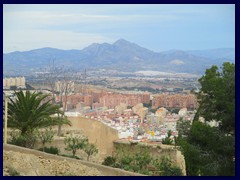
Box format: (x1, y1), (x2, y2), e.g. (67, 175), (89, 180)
(3, 29), (115, 52)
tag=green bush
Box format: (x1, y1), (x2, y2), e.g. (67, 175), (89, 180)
(9, 130), (37, 148)
(38, 146), (60, 155)
(8, 166), (20, 176)
(102, 156), (117, 167)
(103, 144), (183, 176)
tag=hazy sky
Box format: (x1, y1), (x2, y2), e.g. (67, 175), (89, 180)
(3, 4), (235, 53)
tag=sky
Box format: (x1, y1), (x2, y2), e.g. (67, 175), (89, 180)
(3, 4), (235, 53)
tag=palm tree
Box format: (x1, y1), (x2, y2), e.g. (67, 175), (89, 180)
(7, 90), (71, 137)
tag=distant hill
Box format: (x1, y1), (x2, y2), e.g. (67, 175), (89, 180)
(3, 39), (235, 76)
(186, 48), (235, 60)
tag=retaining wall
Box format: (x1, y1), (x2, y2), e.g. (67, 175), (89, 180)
(3, 144), (144, 176)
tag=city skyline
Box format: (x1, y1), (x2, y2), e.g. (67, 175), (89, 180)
(3, 4), (235, 53)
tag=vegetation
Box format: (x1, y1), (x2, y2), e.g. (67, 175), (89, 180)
(176, 118), (191, 137)
(162, 130), (173, 145)
(36, 127), (55, 152)
(102, 156), (118, 167)
(149, 108), (158, 113)
(64, 135), (99, 160)
(9, 130), (38, 149)
(26, 83), (35, 90)
(168, 108), (180, 114)
(7, 166), (21, 176)
(153, 157), (183, 176)
(38, 146), (60, 155)
(64, 135), (88, 157)
(143, 100), (152, 108)
(7, 90), (71, 148)
(102, 144), (182, 176)
(177, 62), (235, 176)
(84, 143), (98, 161)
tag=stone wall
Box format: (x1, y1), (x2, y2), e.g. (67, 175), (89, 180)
(32, 117), (185, 174)
(66, 117), (119, 156)
(113, 141), (186, 175)
(34, 117), (119, 162)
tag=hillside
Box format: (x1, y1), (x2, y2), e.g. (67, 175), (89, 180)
(3, 39), (235, 75)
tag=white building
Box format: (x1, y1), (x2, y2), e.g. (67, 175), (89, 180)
(178, 108), (188, 117)
(3, 77), (26, 89)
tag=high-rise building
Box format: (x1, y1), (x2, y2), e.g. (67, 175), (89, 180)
(3, 77), (26, 89)
(152, 94), (197, 109)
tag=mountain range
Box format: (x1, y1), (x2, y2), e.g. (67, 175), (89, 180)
(3, 39), (235, 76)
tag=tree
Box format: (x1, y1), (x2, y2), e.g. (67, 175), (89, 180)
(57, 69), (76, 136)
(195, 62), (235, 134)
(102, 144), (182, 176)
(153, 156), (183, 176)
(7, 90), (71, 148)
(176, 118), (191, 137)
(37, 127), (55, 152)
(162, 130), (173, 145)
(84, 143), (98, 161)
(64, 135), (88, 157)
(181, 121), (235, 176)
(37, 60), (79, 136)
(179, 63), (235, 176)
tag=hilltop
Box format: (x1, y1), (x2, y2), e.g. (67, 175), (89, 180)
(3, 39), (234, 76)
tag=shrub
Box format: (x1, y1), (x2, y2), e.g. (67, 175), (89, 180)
(38, 146), (60, 155)
(36, 127), (55, 152)
(8, 166), (20, 176)
(9, 130), (37, 148)
(102, 156), (117, 167)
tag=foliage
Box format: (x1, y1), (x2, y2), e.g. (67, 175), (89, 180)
(143, 101), (152, 108)
(83, 143), (98, 161)
(36, 127), (55, 152)
(180, 121), (235, 175)
(102, 156), (117, 167)
(169, 108), (180, 114)
(9, 130), (38, 148)
(7, 166), (21, 176)
(179, 63), (235, 176)
(150, 108), (157, 113)
(103, 144), (182, 176)
(176, 118), (191, 137)
(162, 130), (173, 145)
(195, 62), (235, 134)
(127, 106), (133, 109)
(38, 146), (60, 155)
(64, 135), (88, 157)
(153, 157), (183, 176)
(7, 90), (71, 148)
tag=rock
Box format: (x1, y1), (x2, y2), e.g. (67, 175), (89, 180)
(3, 150), (102, 176)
